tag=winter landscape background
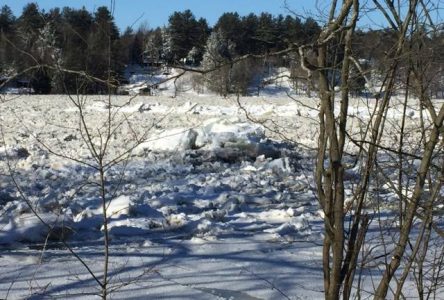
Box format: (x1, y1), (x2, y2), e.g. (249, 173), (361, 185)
(1, 1), (444, 299)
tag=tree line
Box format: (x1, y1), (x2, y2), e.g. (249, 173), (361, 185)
(0, 3), (443, 96)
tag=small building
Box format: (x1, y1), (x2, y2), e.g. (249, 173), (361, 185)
(0, 76), (34, 94)
(142, 50), (165, 68)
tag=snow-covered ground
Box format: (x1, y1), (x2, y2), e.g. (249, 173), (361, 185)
(0, 94), (441, 299)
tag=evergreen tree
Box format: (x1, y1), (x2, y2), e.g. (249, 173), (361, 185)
(32, 22), (61, 93)
(0, 5), (15, 33)
(130, 30), (144, 65)
(214, 12), (242, 54)
(255, 12), (276, 53)
(161, 26), (174, 62)
(186, 46), (200, 65)
(58, 7), (93, 92)
(17, 3), (44, 48)
(45, 8), (64, 50)
(145, 28), (163, 65)
(239, 13), (259, 55)
(0, 5), (16, 75)
(118, 26), (134, 66)
(167, 10), (208, 63)
(302, 17), (321, 42)
(87, 6), (121, 92)
(16, 3), (50, 93)
(192, 18), (210, 64)
(202, 28), (236, 95)
(282, 15), (303, 44)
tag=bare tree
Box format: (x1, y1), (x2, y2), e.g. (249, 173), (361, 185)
(0, 3), (159, 299)
(297, 0), (444, 299)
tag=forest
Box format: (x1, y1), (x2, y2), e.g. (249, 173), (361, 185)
(1, 3), (443, 96)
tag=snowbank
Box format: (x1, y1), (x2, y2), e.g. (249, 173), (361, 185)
(0, 213), (73, 244)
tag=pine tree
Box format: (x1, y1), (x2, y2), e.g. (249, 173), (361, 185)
(0, 5), (15, 33)
(30, 22), (62, 93)
(161, 26), (174, 63)
(15, 3), (50, 93)
(17, 3), (44, 48)
(87, 6), (121, 93)
(202, 28), (236, 95)
(255, 12), (276, 53)
(239, 13), (258, 55)
(214, 12), (242, 54)
(302, 17), (321, 43)
(145, 28), (163, 66)
(130, 31), (144, 65)
(193, 18), (210, 65)
(166, 10), (209, 64)
(0, 5), (16, 75)
(58, 7), (93, 93)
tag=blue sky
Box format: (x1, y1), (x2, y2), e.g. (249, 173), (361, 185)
(3, 0), (330, 30)
(3, 0), (393, 31)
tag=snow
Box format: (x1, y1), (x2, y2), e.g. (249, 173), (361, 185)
(136, 128), (198, 152)
(0, 213), (73, 244)
(1, 87), (35, 94)
(0, 93), (440, 299)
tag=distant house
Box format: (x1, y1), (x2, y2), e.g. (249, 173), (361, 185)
(0, 76), (10, 88)
(0, 76), (34, 94)
(142, 50), (165, 68)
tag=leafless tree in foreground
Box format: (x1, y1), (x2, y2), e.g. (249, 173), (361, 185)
(1, 71), (164, 300)
(157, 1), (444, 297)
(0, 4), (165, 299)
(296, 0), (444, 299)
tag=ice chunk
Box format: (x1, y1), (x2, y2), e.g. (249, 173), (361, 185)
(0, 213), (73, 244)
(136, 128), (198, 153)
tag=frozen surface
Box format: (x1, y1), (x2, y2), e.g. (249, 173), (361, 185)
(0, 94), (441, 299)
